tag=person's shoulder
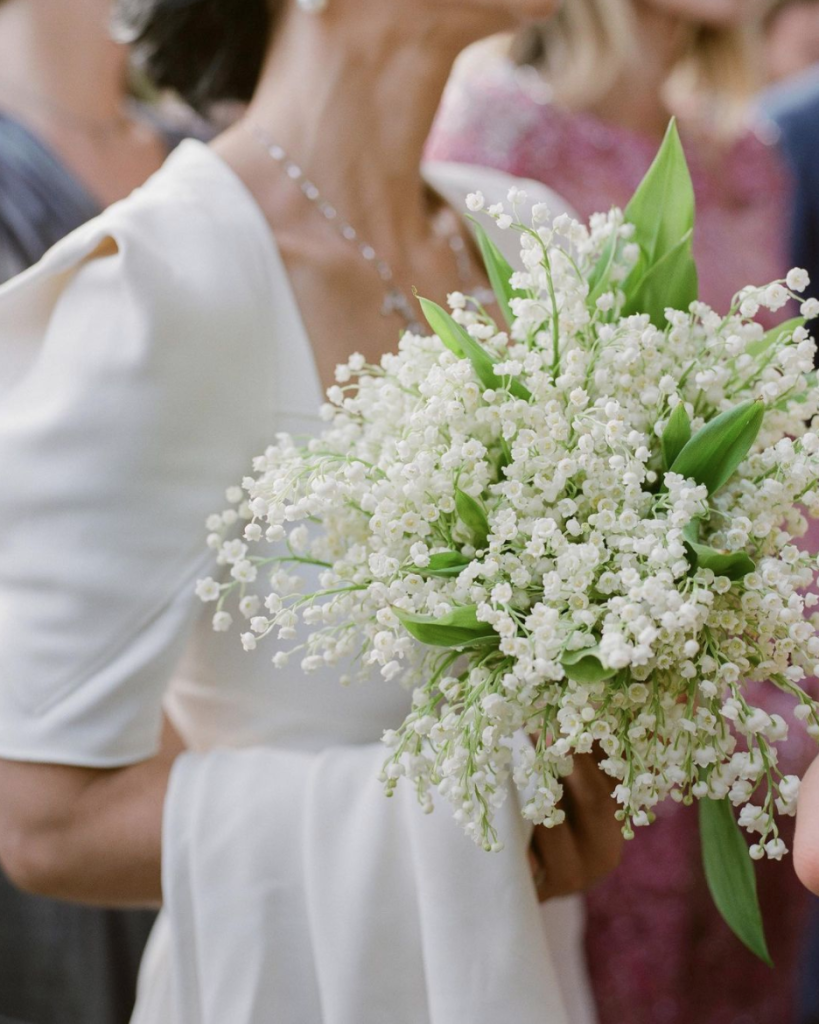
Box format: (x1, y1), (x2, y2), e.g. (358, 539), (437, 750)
(423, 159), (577, 271)
(103, 141), (274, 297)
(423, 159), (577, 222)
(2, 140), (276, 317)
(427, 53), (563, 171)
(0, 140), (278, 397)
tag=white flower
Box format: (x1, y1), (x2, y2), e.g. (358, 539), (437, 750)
(764, 838), (788, 861)
(465, 191), (485, 212)
(780, 775), (801, 804)
(239, 595), (261, 618)
(195, 577), (220, 602)
(221, 539), (247, 564)
(738, 804), (767, 834)
(212, 611), (233, 632)
(762, 283), (789, 311)
(231, 560), (258, 583)
(787, 268), (810, 292)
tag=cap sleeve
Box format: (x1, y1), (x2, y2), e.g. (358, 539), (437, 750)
(0, 192), (275, 766)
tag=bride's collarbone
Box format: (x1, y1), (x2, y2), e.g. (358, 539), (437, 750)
(276, 231), (485, 388)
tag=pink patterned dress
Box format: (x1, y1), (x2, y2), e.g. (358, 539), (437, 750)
(428, 58), (816, 1024)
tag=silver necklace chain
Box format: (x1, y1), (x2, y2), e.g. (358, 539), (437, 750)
(247, 123), (491, 333)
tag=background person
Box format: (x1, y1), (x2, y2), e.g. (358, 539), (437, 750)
(765, 0), (819, 85)
(428, 3), (817, 1022)
(0, 1), (205, 1021)
(427, 0), (788, 326)
(759, 10), (819, 1016)
(760, 0), (819, 319)
(0, 0), (200, 283)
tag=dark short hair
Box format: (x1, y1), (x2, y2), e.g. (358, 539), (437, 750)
(115, 0), (280, 111)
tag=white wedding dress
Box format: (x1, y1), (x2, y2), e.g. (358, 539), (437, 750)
(0, 140), (596, 1024)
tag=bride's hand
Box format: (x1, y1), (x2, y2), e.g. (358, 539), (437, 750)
(529, 753), (624, 902)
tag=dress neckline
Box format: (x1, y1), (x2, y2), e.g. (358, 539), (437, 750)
(158, 139), (513, 410)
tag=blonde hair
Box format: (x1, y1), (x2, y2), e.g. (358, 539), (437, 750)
(512, 0), (762, 135)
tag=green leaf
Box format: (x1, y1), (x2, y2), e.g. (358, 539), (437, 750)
(699, 797), (772, 966)
(661, 403), (692, 471)
(419, 295), (466, 358)
(560, 646), (600, 666)
(497, 438), (512, 473)
(622, 230), (699, 327)
(418, 297), (531, 401)
(746, 316), (806, 358)
(670, 400), (765, 496)
(620, 120), (698, 325)
(455, 489), (490, 549)
(587, 231), (619, 308)
(682, 522), (755, 581)
(469, 219), (524, 329)
(561, 647), (618, 683)
(414, 551), (472, 578)
(625, 118), (695, 267)
(396, 605), (498, 648)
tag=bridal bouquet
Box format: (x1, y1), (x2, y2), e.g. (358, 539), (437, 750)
(199, 124), (819, 962)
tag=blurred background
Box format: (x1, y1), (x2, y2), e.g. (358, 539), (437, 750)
(2, 0), (819, 1022)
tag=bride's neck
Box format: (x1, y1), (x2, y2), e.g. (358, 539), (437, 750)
(215, 10), (504, 255)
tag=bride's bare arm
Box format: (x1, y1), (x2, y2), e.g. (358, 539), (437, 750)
(0, 718), (183, 906)
(0, 722), (620, 909)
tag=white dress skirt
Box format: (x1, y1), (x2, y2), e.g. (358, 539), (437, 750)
(0, 140), (596, 1024)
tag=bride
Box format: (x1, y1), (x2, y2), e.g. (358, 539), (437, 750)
(0, 0), (623, 1020)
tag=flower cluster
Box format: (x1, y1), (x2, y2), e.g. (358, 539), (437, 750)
(199, 186), (819, 861)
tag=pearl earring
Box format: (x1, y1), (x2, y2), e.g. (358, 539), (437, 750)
(297, 0), (328, 11)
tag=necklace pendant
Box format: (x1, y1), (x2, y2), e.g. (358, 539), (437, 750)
(382, 289), (423, 334)
(381, 288), (410, 318)
(380, 289), (399, 316)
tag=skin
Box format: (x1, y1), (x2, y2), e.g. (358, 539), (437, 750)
(795, 754), (819, 895)
(0, 0), (167, 206)
(0, 0), (624, 908)
(585, 0), (758, 141)
(765, 2), (819, 84)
